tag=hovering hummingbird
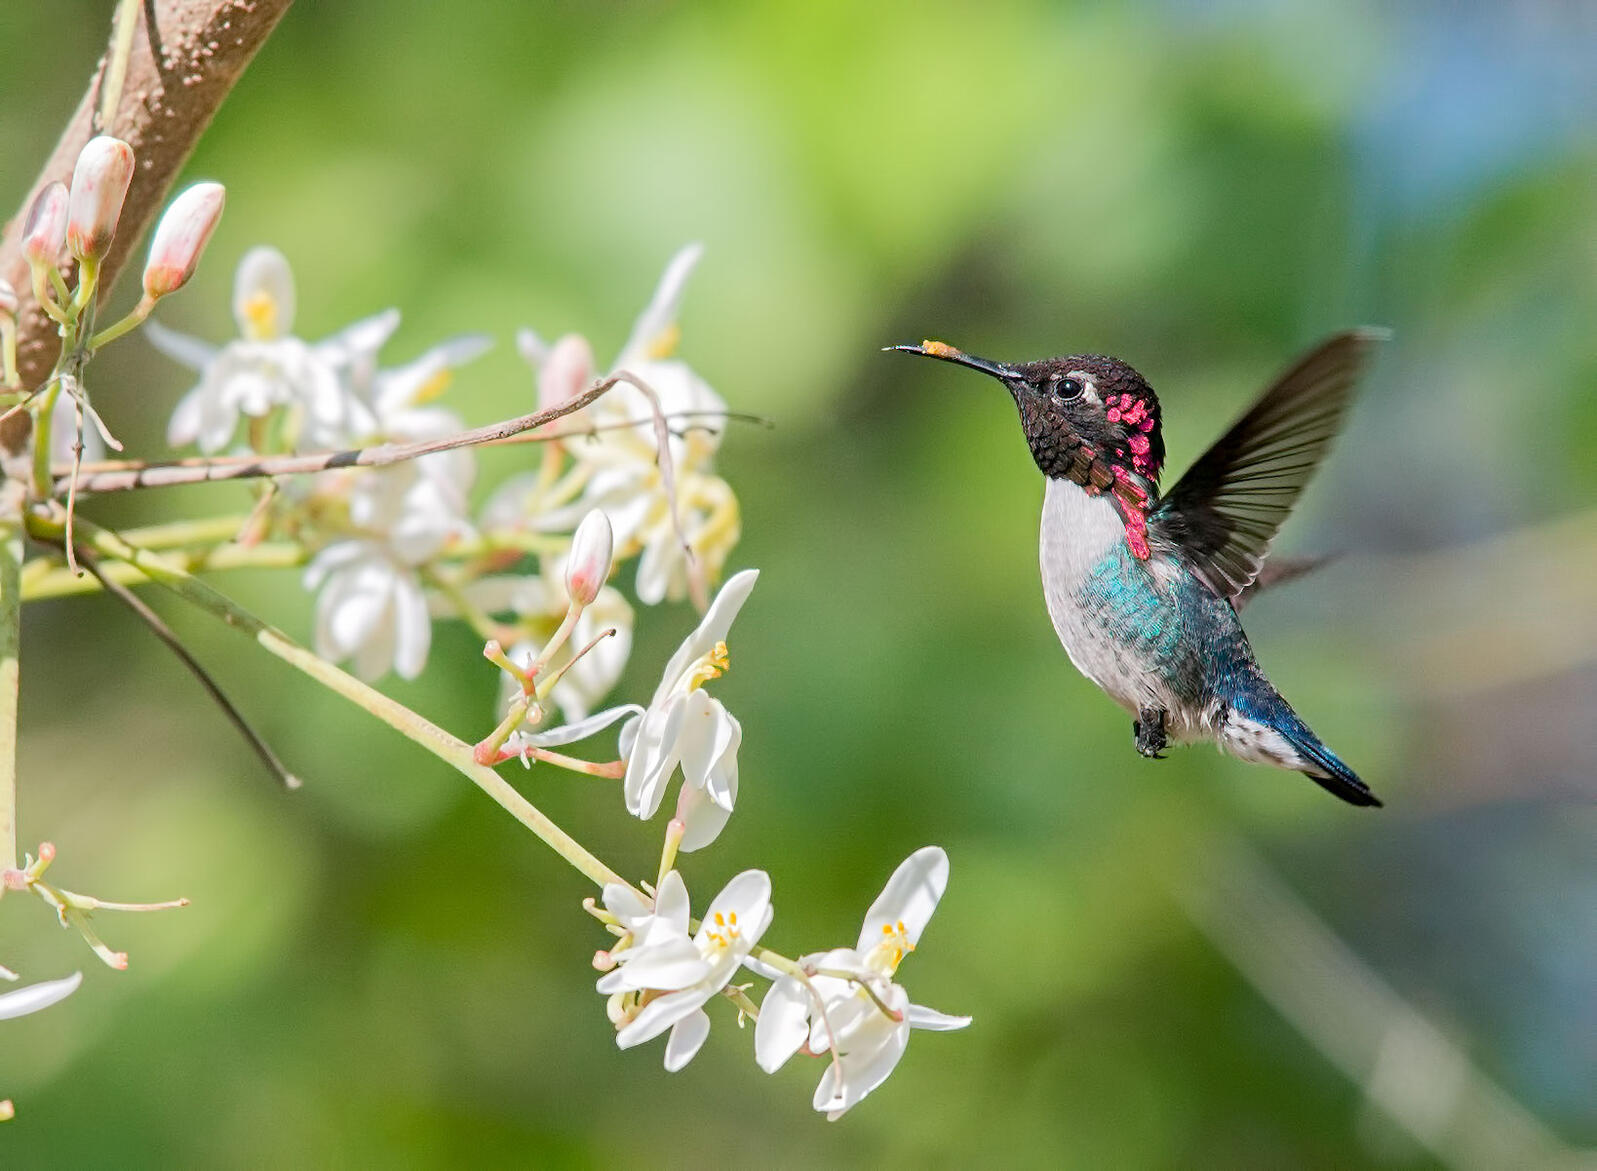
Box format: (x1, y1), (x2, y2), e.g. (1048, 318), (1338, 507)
(889, 330), (1384, 807)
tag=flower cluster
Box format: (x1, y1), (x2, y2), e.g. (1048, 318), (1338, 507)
(149, 244), (741, 711)
(137, 234), (968, 1121)
(487, 244), (741, 607)
(150, 247), (484, 680)
(589, 848), (967, 1118)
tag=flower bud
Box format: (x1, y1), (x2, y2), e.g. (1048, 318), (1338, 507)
(539, 333), (596, 412)
(0, 279), (16, 319)
(66, 136), (135, 262)
(142, 182), (225, 299)
(22, 182), (69, 266)
(565, 509), (614, 607)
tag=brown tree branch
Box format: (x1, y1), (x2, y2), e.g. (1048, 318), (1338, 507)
(0, 0), (294, 397)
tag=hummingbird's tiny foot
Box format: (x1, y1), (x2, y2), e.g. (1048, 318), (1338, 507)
(1134, 708), (1168, 758)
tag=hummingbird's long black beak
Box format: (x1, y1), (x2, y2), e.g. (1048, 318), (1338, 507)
(884, 340), (1018, 382)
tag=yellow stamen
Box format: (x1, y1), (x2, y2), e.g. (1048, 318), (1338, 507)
(412, 368), (454, 404)
(240, 291), (278, 341)
(871, 920), (915, 972)
(684, 640), (730, 691)
(646, 323), (681, 360)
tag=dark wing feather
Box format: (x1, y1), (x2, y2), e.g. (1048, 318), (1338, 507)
(1150, 329), (1384, 602)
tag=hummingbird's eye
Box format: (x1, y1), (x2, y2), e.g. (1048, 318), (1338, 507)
(1054, 376), (1085, 401)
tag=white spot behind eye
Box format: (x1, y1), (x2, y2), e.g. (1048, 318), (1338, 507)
(1067, 371), (1099, 404)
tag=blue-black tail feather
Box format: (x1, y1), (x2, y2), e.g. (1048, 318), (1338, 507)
(1281, 724), (1381, 807)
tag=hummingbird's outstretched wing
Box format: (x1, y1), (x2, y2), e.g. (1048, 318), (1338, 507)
(1149, 329), (1384, 603)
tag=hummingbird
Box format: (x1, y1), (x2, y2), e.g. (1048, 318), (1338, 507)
(889, 330), (1384, 807)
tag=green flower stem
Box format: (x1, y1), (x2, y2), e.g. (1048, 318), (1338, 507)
(86, 297), (154, 352)
(111, 515), (256, 549)
(1, 318), (18, 389)
(99, 0), (143, 130)
(21, 540), (305, 600)
(31, 373), (69, 502)
(0, 512), (20, 872)
(29, 509), (626, 891)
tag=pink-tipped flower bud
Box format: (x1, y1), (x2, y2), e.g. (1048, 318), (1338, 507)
(22, 182), (69, 266)
(565, 509), (614, 607)
(142, 182), (225, 299)
(539, 333), (596, 412)
(66, 136), (135, 262)
(0, 279), (16, 319)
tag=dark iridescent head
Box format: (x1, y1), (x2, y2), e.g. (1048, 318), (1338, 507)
(887, 340), (1166, 492)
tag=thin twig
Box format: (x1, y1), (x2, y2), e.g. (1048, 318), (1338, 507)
(55, 376), (621, 496)
(53, 408), (769, 482)
(73, 545), (300, 790)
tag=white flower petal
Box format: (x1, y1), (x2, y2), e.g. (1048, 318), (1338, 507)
(858, 846), (948, 953)
(516, 327), (550, 367)
(617, 242), (703, 369)
(907, 1003), (972, 1031)
(816, 1025), (909, 1120)
(754, 976), (812, 1073)
(663, 1008), (711, 1072)
(624, 695), (687, 820)
(353, 606), (398, 681)
(144, 319), (219, 369)
(674, 779), (733, 853)
(314, 307), (400, 368)
(601, 883), (651, 927)
(0, 971), (82, 1020)
(673, 690), (720, 791)
(813, 985), (911, 1120)
(652, 569), (759, 704)
(165, 384), (209, 447)
(604, 938), (710, 992)
(616, 987), (708, 1050)
(703, 711), (741, 812)
(390, 570), (433, 680)
(653, 870), (691, 931)
(515, 704), (643, 749)
(633, 529), (680, 606)
(695, 869), (771, 955)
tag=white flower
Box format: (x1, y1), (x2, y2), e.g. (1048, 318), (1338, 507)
(0, 971), (81, 1021)
(304, 540), (433, 680)
(516, 245), (741, 604)
(620, 569), (754, 850)
(598, 868), (772, 1071)
(151, 247), (392, 453)
(754, 847), (970, 1120)
(297, 331), (487, 682)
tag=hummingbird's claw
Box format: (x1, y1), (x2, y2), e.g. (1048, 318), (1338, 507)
(1134, 710), (1169, 759)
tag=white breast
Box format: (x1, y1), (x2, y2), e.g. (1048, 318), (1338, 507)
(1038, 477), (1125, 592)
(1038, 477), (1182, 722)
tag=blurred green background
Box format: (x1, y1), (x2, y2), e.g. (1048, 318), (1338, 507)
(2, 1), (1594, 1166)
